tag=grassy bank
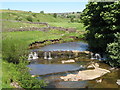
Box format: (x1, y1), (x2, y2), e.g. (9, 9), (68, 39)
(2, 29), (83, 88)
(2, 60), (46, 88)
(2, 9), (86, 88)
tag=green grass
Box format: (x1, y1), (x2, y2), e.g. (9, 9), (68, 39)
(1, 9), (69, 23)
(2, 21), (46, 31)
(1, 9), (86, 88)
(2, 61), (13, 88)
(2, 60), (46, 88)
(2, 30), (76, 88)
(49, 22), (85, 31)
(0, 54), (2, 89)
(3, 30), (64, 45)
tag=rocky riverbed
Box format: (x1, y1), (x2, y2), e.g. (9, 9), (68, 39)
(60, 63), (110, 81)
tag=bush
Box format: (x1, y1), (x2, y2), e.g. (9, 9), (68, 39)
(81, 2), (120, 52)
(40, 11), (44, 14)
(2, 60), (46, 88)
(2, 38), (28, 63)
(26, 16), (33, 22)
(15, 16), (23, 21)
(107, 32), (120, 67)
(32, 13), (37, 17)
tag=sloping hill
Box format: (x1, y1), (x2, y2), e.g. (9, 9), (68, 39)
(1, 9), (69, 22)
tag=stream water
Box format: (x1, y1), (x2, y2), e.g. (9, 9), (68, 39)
(28, 41), (119, 88)
(32, 41), (88, 51)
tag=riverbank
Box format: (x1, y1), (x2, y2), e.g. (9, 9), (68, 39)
(2, 25), (86, 88)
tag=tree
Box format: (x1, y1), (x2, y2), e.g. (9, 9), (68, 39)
(70, 18), (74, 22)
(40, 11), (44, 14)
(81, 2), (120, 52)
(53, 13), (57, 18)
(107, 33), (120, 67)
(32, 13), (37, 17)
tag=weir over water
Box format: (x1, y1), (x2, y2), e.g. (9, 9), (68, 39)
(27, 41), (119, 88)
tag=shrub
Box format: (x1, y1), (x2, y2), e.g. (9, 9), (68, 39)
(40, 11), (44, 14)
(15, 16), (23, 21)
(2, 60), (46, 88)
(107, 32), (120, 67)
(81, 2), (120, 52)
(2, 38), (28, 63)
(26, 16), (33, 22)
(53, 13), (57, 18)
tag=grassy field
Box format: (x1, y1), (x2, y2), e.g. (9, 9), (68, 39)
(1, 9), (69, 22)
(2, 21), (46, 31)
(2, 9), (86, 88)
(2, 61), (13, 88)
(2, 29), (82, 47)
(49, 22), (85, 31)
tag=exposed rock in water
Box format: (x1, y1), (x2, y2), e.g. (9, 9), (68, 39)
(61, 59), (75, 64)
(116, 79), (120, 85)
(60, 63), (110, 81)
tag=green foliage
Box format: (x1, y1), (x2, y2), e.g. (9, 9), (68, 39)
(26, 16), (33, 22)
(2, 37), (28, 63)
(32, 13), (37, 17)
(107, 33), (120, 67)
(1, 10), (68, 22)
(70, 18), (74, 22)
(2, 21), (45, 32)
(67, 15), (76, 18)
(15, 16), (23, 21)
(81, 1), (120, 52)
(2, 60), (46, 88)
(40, 11), (44, 14)
(53, 13), (57, 18)
(49, 22), (85, 32)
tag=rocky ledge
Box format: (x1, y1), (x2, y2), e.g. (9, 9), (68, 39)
(60, 63), (110, 81)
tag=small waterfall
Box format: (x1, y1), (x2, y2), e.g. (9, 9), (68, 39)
(90, 53), (94, 60)
(90, 53), (102, 60)
(48, 52), (52, 60)
(28, 52), (34, 60)
(28, 52), (38, 60)
(95, 53), (102, 60)
(68, 54), (72, 58)
(44, 52), (47, 59)
(33, 52), (38, 59)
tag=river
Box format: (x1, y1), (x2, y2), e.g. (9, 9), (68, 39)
(28, 41), (119, 88)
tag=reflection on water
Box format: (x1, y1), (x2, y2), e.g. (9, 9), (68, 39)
(45, 81), (88, 88)
(32, 41), (88, 51)
(28, 64), (82, 75)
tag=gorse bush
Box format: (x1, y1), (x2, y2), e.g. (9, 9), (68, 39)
(107, 32), (120, 67)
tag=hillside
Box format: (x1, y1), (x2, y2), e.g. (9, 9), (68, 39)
(1, 9), (69, 22)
